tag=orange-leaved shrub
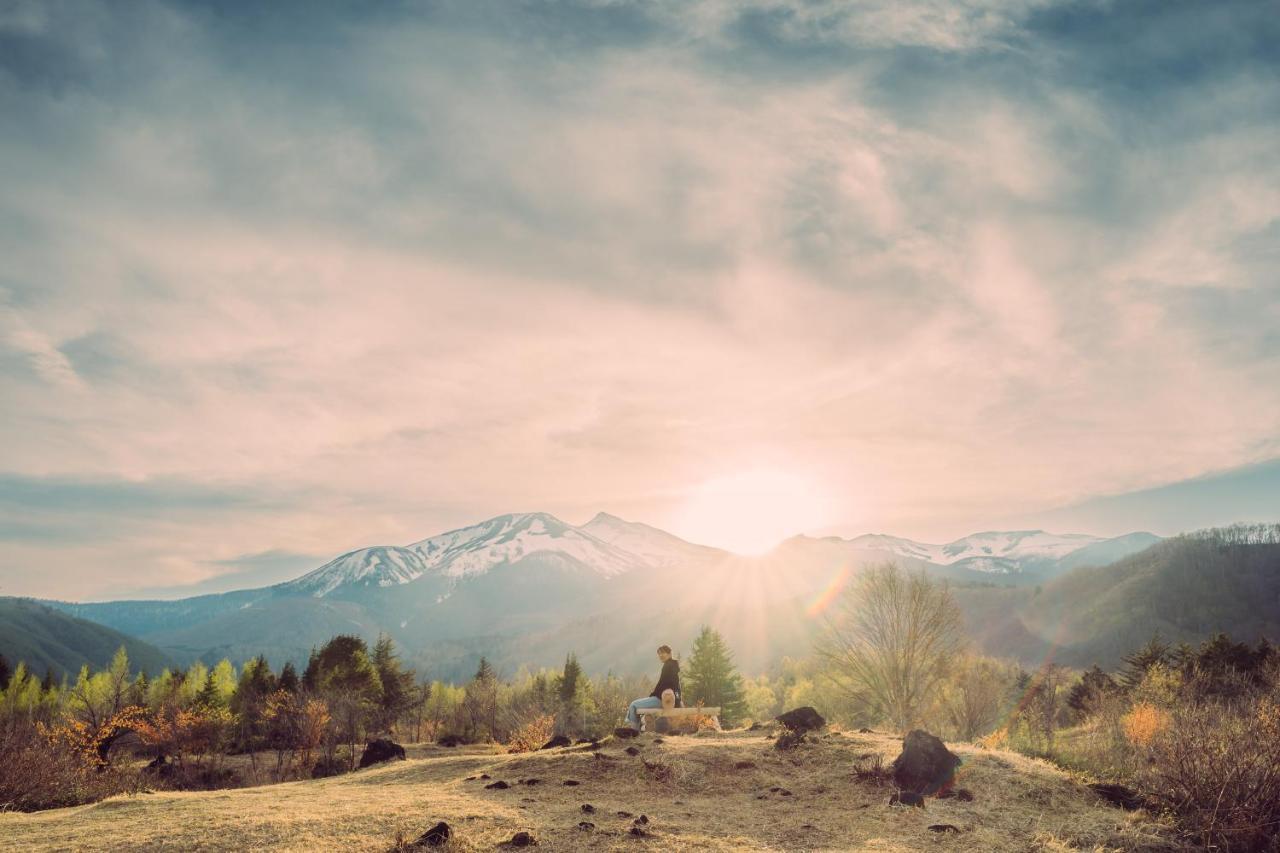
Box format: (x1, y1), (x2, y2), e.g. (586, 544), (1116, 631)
(506, 713), (556, 753)
(1119, 702), (1170, 748)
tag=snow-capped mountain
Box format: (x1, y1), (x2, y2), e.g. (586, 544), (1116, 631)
(281, 511), (725, 599)
(280, 546), (430, 597)
(851, 530), (1103, 569)
(779, 529), (1156, 576)
(407, 512), (650, 579)
(578, 512), (727, 568)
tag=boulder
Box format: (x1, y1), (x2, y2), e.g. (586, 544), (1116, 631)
(540, 735), (571, 750)
(928, 824), (960, 833)
(507, 831), (536, 847)
(436, 734), (465, 747)
(891, 730), (961, 795)
(776, 707), (827, 733)
(413, 822), (451, 847)
(485, 780), (511, 790)
(358, 738), (406, 768)
(888, 790), (926, 808)
(613, 726), (639, 739)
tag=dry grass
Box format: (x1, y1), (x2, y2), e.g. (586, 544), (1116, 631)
(0, 730), (1179, 852)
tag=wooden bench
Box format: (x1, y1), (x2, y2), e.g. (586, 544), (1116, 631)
(636, 706), (721, 733)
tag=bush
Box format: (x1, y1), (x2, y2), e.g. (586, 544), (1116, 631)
(506, 713), (555, 754)
(1120, 703), (1170, 748)
(0, 717), (140, 811)
(1138, 697), (1280, 852)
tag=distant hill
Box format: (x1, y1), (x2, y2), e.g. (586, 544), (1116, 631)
(39, 512), (1166, 679)
(0, 598), (175, 679)
(961, 525), (1280, 669)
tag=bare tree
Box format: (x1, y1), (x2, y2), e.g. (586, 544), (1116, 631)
(815, 563), (965, 732)
(941, 655), (1010, 741)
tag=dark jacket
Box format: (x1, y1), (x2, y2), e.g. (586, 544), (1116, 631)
(650, 658), (681, 706)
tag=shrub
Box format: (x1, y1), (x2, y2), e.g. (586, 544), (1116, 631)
(506, 713), (555, 753)
(1120, 703), (1170, 748)
(0, 716), (140, 811)
(1138, 697), (1280, 852)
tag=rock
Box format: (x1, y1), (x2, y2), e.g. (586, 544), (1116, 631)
(541, 735), (571, 750)
(581, 804), (595, 813)
(955, 788), (974, 802)
(480, 773), (491, 780)
(629, 826), (650, 837)
(485, 780), (511, 790)
(891, 730), (962, 795)
(652, 737), (664, 744)
(464, 775), (476, 781)
(635, 815), (649, 825)
(889, 791), (926, 808)
(625, 746), (641, 756)
(507, 830), (536, 846)
(776, 707), (827, 733)
(577, 822), (595, 831)
(1088, 782), (1144, 810)
(520, 778), (542, 786)
(562, 779), (580, 786)
(358, 738), (406, 769)
(779, 789), (793, 796)
(928, 824), (960, 834)
(437, 734), (465, 747)
(414, 821), (451, 847)
(616, 811), (633, 818)
(614, 726), (640, 739)
(734, 760), (756, 770)
(858, 727), (874, 734)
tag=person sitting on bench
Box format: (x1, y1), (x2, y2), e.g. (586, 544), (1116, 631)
(625, 644), (680, 730)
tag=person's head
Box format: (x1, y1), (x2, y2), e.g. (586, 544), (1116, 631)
(657, 645), (672, 662)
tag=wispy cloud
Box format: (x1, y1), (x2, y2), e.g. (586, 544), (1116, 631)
(1, 0), (1277, 597)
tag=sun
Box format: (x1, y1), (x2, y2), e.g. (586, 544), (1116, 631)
(676, 467), (831, 555)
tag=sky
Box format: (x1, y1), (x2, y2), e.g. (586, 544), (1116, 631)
(1, 0), (1278, 600)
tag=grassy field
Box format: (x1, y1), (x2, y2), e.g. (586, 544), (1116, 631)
(0, 729), (1177, 852)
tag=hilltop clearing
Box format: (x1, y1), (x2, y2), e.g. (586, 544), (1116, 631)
(0, 728), (1175, 852)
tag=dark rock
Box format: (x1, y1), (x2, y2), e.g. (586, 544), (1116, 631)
(652, 738), (664, 744)
(520, 778), (542, 786)
(358, 738), (406, 769)
(1088, 782), (1144, 811)
(479, 773), (491, 780)
(928, 824), (960, 834)
(858, 727), (874, 734)
(613, 726), (640, 739)
(776, 707), (827, 733)
(540, 735), (571, 750)
(581, 804), (595, 813)
(734, 760), (756, 770)
(436, 734), (465, 747)
(889, 791), (926, 808)
(414, 821), (451, 847)
(955, 788), (974, 802)
(577, 822), (595, 831)
(635, 815), (649, 825)
(507, 830), (536, 846)
(562, 779), (580, 786)
(485, 780), (511, 790)
(625, 746), (641, 756)
(616, 811), (633, 818)
(779, 789), (793, 796)
(891, 730), (962, 795)
(629, 826), (650, 837)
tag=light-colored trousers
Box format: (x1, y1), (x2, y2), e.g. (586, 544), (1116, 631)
(626, 696), (662, 729)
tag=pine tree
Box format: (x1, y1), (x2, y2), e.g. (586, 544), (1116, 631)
(1120, 635), (1170, 691)
(558, 653), (582, 703)
(683, 626), (747, 726)
(278, 661), (300, 694)
(372, 634), (415, 734)
(0, 653), (10, 691)
(195, 670), (225, 709)
(302, 649), (321, 692)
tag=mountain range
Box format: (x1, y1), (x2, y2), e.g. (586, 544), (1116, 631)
(13, 512), (1186, 679)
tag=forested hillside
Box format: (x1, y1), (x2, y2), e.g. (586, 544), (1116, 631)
(0, 598), (174, 679)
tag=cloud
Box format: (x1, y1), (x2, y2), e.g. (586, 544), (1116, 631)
(0, 0), (1277, 597)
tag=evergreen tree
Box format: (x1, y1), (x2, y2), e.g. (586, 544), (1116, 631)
(464, 657), (499, 742)
(1066, 665), (1116, 716)
(683, 626), (748, 726)
(195, 670), (225, 709)
(1120, 635), (1170, 691)
(558, 653), (583, 704)
(302, 649), (321, 692)
(372, 634), (415, 733)
(0, 653), (10, 691)
(278, 661), (300, 694)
